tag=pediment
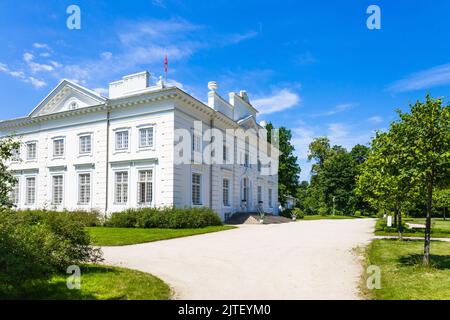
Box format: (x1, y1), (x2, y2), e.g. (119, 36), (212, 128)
(237, 115), (259, 130)
(29, 80), (107, 117)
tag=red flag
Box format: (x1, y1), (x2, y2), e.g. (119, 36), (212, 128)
(164, 55), (168, 73)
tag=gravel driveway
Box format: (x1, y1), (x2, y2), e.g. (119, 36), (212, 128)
(102, 218), (376, 300)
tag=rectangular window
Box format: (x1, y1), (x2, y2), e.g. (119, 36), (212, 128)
(223, 179), (230, 206)
(139, 127), (154, 148)
(192, 173), (202, 205)
(268, 188), (273, 208)
(244, 153), (249, 167)
(258, 186), (262, 203)
(243, 178), (248, 202)
(10, 179), (19, 205)
(52, 175), (63, 205)
(115, 131), (129, 150)
(138, 170), (153, 205)
(27, 142), (37, 160)
(53, 139), (65, 157)
(79, 135), (92, 154)
(115, 172), (128, 204)
(25, 177), (36, 205)
(78, 174), (91, 205)
(193, 133), (202, 152)
(11, 147), (21, 162)
(223, 145), (228, 162)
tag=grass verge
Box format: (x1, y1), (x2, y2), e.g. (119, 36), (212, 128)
(88, 225), (236, 246)
(302, 215), (371, 221)
(362, 239), (450, 300)
(375, 218), (450, 238)
(1, 264), (171, 300)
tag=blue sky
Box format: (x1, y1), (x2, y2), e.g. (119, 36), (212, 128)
(1, 0), (450, 180)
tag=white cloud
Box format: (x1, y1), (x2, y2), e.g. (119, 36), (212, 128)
(33, 43), (50, 50)
(311, 103), (357, 117)
(368, 116), (383, 123)
(0, 62), (8, 72)
(387, 63), (450, 93)
(27, 77), (46, 88)
(296, 51), (317, 66)
(23, 52), (34, 63)
(40, 52), (51, 58)
(253, 89), (300, 115)
(28, 62), (54, 73)
(151, 0), (166, 8)
(93, 87), (108, 96)
(100, 52), (113, 60)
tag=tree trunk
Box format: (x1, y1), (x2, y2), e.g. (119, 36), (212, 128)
(423, 178), (433, 267)
(444, 207), (446, 221)
(393, 210), (398, 227)
(397, 201), (403, 240)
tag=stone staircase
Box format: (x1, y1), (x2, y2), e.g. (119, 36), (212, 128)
(225, 212), (293, 225)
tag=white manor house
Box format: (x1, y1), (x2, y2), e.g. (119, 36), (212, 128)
(0, 72), (279, 220)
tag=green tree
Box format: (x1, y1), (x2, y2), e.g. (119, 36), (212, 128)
(398, 95), (450, 265)
(265, 122), (301, 206)
(0, 137), (20, 208)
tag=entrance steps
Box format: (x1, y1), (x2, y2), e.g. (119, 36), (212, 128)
(225, 212), (293, 225)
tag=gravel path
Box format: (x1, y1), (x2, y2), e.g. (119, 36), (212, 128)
(102, 218), (376, 300)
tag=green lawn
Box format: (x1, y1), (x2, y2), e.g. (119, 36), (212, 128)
(301, 215), (371, 221)
(2, 264), (171, 300)
(363, 239), (450, 300)
(375, 218), (450, 238)
(88, 225), (236, 246)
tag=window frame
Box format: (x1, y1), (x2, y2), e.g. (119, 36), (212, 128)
(114, 129), (130, 152)
(114, 171), (129, 205)
(10, 176), (20, 205)
(138, 125), (155, 150)
(191, 172), (202, 206)
(25, 176), (36, 206)
(137, 169), (154, 206)
(52, 137), (65, 158)
(79, 133), (93, 155)
(51, 174), (64, 206)
(223, 178), (230, 207)
(78, 172), (92, 205)
(26, 141), (37, 161)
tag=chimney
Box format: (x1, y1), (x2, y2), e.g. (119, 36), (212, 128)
(239, 90), (249, 103)
(109, 71), (150, 99)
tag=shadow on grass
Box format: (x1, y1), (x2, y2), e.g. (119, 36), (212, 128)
(0, 265), (121, 300)
(399, 254), (450, 270)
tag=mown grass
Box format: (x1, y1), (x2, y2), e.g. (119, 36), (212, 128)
(87, 225), (236, 246)
(1, 264), (171, 300)
(302, 215), (371, 221)
(363, 239), (450, 300)
(375, 218), (450, 238)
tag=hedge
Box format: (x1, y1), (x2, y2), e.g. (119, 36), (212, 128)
(0, 209), (103, 295)
(105, 207), (223, 229)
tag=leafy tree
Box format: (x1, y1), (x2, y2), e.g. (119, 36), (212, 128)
(397, 95), (450, 265)
(0, 137), (20, 208)
(265, 122), (301, 206)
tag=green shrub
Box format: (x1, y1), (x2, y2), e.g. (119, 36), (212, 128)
(105, 207), (223, 229)
(279, 208), (292, 219)
(292, 208), (304, 219)
(0, 209), (103, 294)
(318, 206), (329, 216)
(16, 209), (101, 227)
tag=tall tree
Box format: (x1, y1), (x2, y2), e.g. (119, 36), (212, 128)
(265, 122), (301, 206)
(0, 137), (20, 208)
(398, 95), (450, 265)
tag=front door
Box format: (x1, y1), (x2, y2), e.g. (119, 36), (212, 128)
(242, 178), (249, 211)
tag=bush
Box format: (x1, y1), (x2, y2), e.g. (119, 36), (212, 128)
(16, 209), (102, 227)
(0, 209), (103, 294)
(105, 207), (223, 229)
(292, 208), (304, 219)
(318, 206), (329, 216)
